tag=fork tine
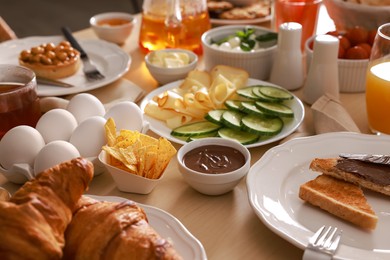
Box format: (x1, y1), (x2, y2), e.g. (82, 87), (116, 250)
(323, 227), (338, 248)
(328, 231), (342, 251)
(309, 225), (325, 245)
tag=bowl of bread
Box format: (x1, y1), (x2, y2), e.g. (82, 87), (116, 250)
(201, 25), (277, 80)
(323, 0), (390, 30)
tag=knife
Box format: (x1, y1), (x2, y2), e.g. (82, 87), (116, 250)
(36, 76), (74, 88)
(339, 153), (390, 165)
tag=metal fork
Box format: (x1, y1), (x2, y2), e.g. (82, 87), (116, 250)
(302, 225), (342, 260)
(61, 26), (105, 81)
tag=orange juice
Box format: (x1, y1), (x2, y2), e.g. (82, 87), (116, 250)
(365, 61), (390, 134)
(274, 0), (321, 50)
(139, 11), (210, 55)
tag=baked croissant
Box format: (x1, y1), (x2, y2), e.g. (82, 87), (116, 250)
(63, 196), (183, 260)
(0, 157), (93, 260)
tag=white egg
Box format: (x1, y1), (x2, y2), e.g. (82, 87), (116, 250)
(33, 140), (80, 176)
(36, 109), (78, 143)
(67, 93), (105, 123)
(0, 126), (45, 170)
(104, 101), (143, 132)
(69, 116), (107, 158)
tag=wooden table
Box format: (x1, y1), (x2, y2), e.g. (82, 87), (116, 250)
(0, 6), (371, 260)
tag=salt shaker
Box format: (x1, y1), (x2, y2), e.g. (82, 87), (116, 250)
(302, 35), (340, 105)
(269, 22), (303, 90)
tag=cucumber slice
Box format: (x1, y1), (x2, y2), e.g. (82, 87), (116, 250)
(221, 110), (244, 130)
(252, 86), (281, 102)
(255, 101), (294, 118)
(259, 86), (293, 101)
(236, 86), (260, 100)
(218, 127), (259, 145)
(204, 109), (227, 125)
(241, 114), (283, 136)
(224, 100), (242, 112)
(187, 131), (218, 141)
(171, 121), (221, 137)
(240, 101), (275, 118)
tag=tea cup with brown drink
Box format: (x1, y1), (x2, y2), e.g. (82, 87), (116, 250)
(0, 64), (41, 139)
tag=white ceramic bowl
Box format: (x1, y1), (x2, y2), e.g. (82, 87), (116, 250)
(177, 137), (251, 196)
(305, 35), (368, 93)
(145, 49), (198, 85)
(201, 25), (277, 80)
(90, 12), (135, 44)
(324, 0), (390, 30)
(98, 150), (162, 194)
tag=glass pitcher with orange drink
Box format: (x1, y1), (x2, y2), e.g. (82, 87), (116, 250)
(365, 23), (390, 135)
(139, 0), (211, 55)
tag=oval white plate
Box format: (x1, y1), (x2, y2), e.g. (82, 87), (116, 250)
(88, 195), (207, 260)
(140, 78), (305, 148)
(0, 36), (131, 96)
(247, 132), (390, 260)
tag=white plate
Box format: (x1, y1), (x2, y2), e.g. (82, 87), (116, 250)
(0, 36), (131, 96)
(140, 79), (305, 148)
(211, 15), (271, 26)
(246, 132), (390, 260)
(88, 195), (207, 260)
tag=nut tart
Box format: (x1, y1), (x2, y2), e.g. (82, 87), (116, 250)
(19, 41), (80, 79)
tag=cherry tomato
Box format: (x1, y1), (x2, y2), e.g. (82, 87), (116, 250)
(345, 46), (370, 59)
(367, 29), (377, 46)
(345, 26), (369, 45)
(338, 35), (351, 51)
(357, 43), (372, 57)
(338, 46), (345, 59)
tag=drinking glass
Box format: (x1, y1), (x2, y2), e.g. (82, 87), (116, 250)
(274, 0), (322, 51)
(138, 0), (211, 55)
(0, 65), (41, 139)
(365, 23), (390, 135)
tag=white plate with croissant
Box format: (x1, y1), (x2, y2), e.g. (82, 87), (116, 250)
(247, 132), (390, 260)
(88, 195), (207, 259)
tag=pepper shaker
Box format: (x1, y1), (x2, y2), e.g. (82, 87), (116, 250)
(302, 35), (340, 105)
(269, 22), (303, 90)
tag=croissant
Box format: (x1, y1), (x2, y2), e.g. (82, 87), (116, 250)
(0, 157), (94, 260)
(63, 196), (183, 260)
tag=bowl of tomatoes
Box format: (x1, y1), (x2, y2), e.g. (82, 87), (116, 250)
(305, 26), (376, 93)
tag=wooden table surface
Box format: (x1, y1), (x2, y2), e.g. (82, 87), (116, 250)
(0, 5), (371, 260)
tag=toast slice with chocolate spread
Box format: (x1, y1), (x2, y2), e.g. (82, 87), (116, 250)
(310, 158), (390, 196)
(299, 174), (378, 230)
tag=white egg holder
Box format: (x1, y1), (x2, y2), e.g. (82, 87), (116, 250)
(0, 93), (148, 185)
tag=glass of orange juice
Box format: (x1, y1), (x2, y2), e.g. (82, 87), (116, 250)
(139, 0), (211, 55)
(365, 23), (390, 135)
(274, 0), (322, 51)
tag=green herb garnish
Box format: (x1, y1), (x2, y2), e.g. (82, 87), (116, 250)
(211, 28), (278, 52)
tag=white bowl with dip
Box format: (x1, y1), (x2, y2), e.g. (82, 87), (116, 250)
(90, 12), (135, 44)
(145, 48), (198, 85)
(177, 137), (251, 196)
